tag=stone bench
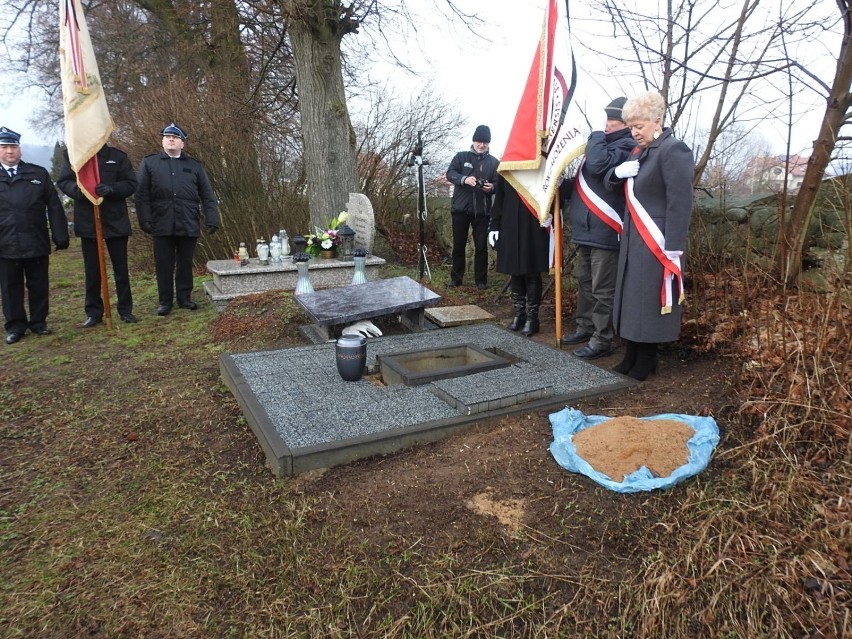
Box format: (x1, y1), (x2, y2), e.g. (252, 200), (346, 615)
(203, 255), (386, 311)
(294, 275), (442, 342)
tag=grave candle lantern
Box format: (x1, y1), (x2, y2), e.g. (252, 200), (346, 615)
(337, 224), (356, 262)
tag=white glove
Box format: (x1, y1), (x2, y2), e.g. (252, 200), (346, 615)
(664, 249), (683, 265)
(488, 231), (499, 247)
(614, 160), (640, 179)
(541, 214), (553, 228)
(593, 110), (608, 132)
(342, 320), (383, 338)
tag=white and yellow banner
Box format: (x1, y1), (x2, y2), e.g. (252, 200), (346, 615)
(59, 0), (114, 204)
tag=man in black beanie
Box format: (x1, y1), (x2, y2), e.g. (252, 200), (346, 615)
(445, 125), (500, 289)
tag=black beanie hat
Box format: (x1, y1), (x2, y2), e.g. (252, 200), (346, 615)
(605, 97), (628, 122)
(473, 125), (491, 143)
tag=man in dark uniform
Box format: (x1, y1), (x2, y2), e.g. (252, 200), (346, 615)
(57, 143), (138, 326)
(0, 127), (69, 344)
(135, 123), (219, 316)
(445, 125), (500, 289)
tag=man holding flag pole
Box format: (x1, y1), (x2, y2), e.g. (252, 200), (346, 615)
(59, 0), (117, 329)
(497, 0), (588, 347)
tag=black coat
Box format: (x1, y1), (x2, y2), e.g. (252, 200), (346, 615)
(56, 145), (137, 239)
(563, 127), (636, 249)
(490, 180), (550, 276)
(605, 128), (694, 343)
(135, 152), (219, 237)
(0, 161), (68, 259)
(446, 148), (500, 216)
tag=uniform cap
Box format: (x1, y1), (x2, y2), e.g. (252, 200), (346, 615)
(0, 127), (21, 146)
(161, 123), (187, 140)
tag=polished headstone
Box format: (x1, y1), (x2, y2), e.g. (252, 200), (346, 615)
(295, 275), (441, 326)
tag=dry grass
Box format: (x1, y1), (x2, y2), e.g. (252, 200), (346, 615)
(625, 270), (850, 639)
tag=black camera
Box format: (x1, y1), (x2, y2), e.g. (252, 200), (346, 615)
(475, 178), (487, 189)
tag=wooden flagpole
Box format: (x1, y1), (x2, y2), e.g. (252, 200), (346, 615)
(553, 196), (563, 348)
(93, 203), (112, 329)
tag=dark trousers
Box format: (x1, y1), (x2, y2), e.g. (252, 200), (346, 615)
(573, 245), (618, 349)
(0, 256), (50, 334)
(153, 235), (198, 306)
(81, 236), (133, 318)
(450, 212), (489, 285)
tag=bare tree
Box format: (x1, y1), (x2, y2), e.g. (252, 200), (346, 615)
(780, 0), (852, 285)
(352, 85), (463, 230)
(581, 0), (831, 185)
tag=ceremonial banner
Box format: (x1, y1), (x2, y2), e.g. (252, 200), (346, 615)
(59, 0), (115, 204)
(498, 0), (587, 225)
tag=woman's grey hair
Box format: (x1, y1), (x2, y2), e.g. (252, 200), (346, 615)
(622, 91), (666, 123)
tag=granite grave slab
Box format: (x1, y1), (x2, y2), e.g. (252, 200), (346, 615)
(204, 255), (387, 311)
(220, 323), (635, 476)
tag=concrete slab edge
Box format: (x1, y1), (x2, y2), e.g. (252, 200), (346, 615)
(219, 354), (294, 476)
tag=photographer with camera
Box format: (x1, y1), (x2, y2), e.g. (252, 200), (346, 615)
(445, 125), (500, 289)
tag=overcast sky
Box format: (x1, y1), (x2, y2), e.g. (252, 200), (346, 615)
(355, 0), (839, 161)
(2, 0), (838, 163)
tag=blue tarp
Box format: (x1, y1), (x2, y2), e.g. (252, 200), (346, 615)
(548, 408), (720, 493)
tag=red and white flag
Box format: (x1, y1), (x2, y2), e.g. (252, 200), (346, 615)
(59, 0), (114, 205)
(498, 0), (587, 225)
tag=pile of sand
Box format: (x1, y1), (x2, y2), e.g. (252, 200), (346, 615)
(572, 416), (694, 482)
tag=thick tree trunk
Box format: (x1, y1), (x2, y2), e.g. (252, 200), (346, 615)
(288, 16), (357, 230)
(782, 2), (852, 285)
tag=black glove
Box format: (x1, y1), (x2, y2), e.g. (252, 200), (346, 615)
(55, 240), (69, 250)
(206, 225), (218, 234)
(95, 184), (113, 196)
(140, 221), (154, 234)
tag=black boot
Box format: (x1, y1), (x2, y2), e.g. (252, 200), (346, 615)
(613, 340), (638, 374)
(521, 303), (539, 336)
(628, 343), (658, 381)
(507, 293), (527, 331)
(521, 273), (542, 337)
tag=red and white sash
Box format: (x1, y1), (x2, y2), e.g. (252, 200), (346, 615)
(575, 158), (623, 235)
(624, 178), (684, 314)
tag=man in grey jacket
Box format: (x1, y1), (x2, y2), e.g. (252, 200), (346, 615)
(560, 98), (636, 358)
(135, 123), (219, 316)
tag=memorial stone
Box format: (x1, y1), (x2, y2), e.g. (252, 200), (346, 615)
(346, 192), (375, 255)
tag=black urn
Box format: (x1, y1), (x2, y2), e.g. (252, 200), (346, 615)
(335, 334), (367, 382)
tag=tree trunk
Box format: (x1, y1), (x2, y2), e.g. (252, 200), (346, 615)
(782, 2), (852, 286)
(288, 14), (358, 230)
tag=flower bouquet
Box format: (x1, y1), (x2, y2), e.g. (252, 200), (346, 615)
(305, 211), (348, 256)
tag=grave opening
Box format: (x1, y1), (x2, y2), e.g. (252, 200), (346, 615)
(377, 344), (515, 387)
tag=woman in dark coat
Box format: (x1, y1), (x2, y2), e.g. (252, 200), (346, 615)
(488, 178), (551, 336)
(605, 91), (694, 380)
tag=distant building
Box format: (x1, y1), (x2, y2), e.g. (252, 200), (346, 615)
(744, 154), (810, 193)
(432, 171), (453, 198)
